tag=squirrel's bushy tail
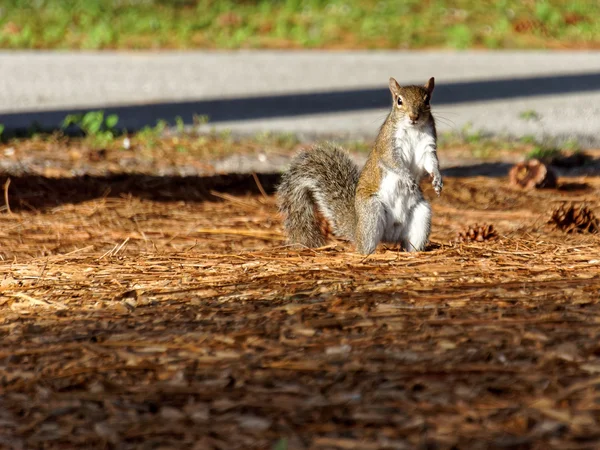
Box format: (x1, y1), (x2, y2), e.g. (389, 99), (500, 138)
(277, 144), (361, 247)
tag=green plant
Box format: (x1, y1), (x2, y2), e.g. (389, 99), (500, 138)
(520, 134), (537, 144)
(563, 138), (581, 152)
(519, 109), (542, 121)
(155, 119), (169, 134)
(136, 119), (170, 148)
(460, 122), (485, 144)
(470, 142), (495, 159)
(175, 116), (185, 134)
(527, 145), (561, 160)
(275, 132), (300, 148)
(193, 114), (210, 126)
(62, 111), (119, 147)
(219, 128), (233, 142)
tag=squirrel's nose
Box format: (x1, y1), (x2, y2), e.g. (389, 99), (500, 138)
(409, 113), (419, 123)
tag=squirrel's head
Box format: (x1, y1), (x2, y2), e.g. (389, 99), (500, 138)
(388, 77), (435, 127)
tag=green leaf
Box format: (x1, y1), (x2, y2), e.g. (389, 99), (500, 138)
(62, 113), (82, 129)
(175, 115), (185, 132)
(82, 111), (104, 135)
(105, 114), (119, 129)
(193, 114), (210, 125)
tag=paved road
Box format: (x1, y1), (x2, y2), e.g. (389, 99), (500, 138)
(1, 50), (599, 146)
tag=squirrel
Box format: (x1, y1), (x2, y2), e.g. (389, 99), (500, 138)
(277, 76), (441, 255)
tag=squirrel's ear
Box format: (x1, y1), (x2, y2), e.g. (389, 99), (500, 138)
(389, 77), (401, 96)
(425, 77), (435, 95)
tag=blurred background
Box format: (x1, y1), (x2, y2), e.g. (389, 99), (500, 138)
(1, 0), (597, 50)
(0, 0), (599, 167)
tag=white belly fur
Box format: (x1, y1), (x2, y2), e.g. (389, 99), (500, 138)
(377, 169), (423, 242)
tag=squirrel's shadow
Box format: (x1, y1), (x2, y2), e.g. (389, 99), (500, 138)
(0, 172), (281, 211)
(1, 161), (513, 211)
(3, 161), (595, 212)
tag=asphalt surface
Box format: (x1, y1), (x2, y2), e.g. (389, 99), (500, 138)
(1, 50), (599, 145)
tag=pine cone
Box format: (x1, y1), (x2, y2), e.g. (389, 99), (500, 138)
(456, 223), (498, 243)
(548, 203), (599, 234)
(508, 159), (557, 189)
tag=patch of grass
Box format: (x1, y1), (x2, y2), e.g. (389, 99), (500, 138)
(0, 1), (598, 50)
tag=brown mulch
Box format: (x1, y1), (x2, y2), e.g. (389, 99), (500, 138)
(0, 168), (600, 449)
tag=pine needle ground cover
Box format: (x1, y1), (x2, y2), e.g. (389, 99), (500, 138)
(1, 141), (600, 449)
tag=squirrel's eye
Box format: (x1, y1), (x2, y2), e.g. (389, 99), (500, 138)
(397, 97), (403, 106)
(424, 96), (430, 105)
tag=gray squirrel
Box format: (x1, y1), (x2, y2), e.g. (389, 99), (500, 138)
(277, 76), (442, 255)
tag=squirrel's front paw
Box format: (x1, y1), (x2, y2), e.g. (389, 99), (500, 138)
(432, 176), (443, 196)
